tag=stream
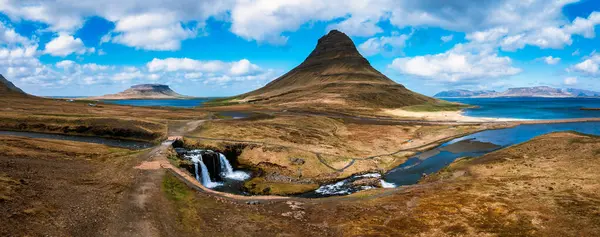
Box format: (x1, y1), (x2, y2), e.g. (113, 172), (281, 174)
(305, 121), (600, 197)
(0, 130), (153, 150)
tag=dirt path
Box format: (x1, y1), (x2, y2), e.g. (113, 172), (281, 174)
(104, 142), (174, 236)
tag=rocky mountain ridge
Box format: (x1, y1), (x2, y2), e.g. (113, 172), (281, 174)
(435, 86), (600, 98)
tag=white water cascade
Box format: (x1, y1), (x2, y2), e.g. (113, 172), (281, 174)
(186, 152), (222, 188)
(218, 153), (250, 180)
(198, 159), (222, 188)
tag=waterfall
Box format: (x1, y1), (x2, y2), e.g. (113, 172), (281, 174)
(219, 153), (234, 174)
(186, 152), (221, 188)
(198, 159), (221, 188)
(189, 154), (201, 181)
(218, 153), (250, 181)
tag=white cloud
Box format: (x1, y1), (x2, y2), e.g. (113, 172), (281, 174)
(466, 28), (508, 42)
(43, 33), (91, 56)
(564, 77), (577, 85)
(0, 22), (31, 45)
(229, 59), (261, 76)
(0, 0), (231, 50)
(56, 60), (76, 69)
(358, 32), (410, 56)
(2, 0), (599, 51)
(388, 43), (521, 83)
(564, 12), (600, 38)
(109, 12), (198, 51)
(229, 0), (390, 44)
(147, 58), (262, 76)
(570, 54), (600, 76)
(440, 34), (454, 43)
(538, 56), (561, 65)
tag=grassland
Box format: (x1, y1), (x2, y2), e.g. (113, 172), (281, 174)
(182, 113), (500, 194)
(0, 95), (209, 142)
(0, 135), (143, 236)
(161, 132), (600, 236)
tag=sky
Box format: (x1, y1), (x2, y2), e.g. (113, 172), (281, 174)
(0, 0), (599, 97)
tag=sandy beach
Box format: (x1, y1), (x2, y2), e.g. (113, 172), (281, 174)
(381, 108), (526, 122)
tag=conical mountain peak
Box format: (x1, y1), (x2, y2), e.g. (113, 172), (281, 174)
(303, 30), (363, 62)
(236, 30), (435, 110)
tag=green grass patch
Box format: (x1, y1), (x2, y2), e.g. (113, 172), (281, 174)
(203, 97), (241, 107)
(402, 101), (472, 112)
(162, 172), (191, 201)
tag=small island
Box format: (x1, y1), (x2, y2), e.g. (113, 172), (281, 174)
(86, 84), (193, 100)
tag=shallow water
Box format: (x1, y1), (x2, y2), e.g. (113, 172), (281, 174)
(0, 130), (153, 150)
(444, 97), (600, 120)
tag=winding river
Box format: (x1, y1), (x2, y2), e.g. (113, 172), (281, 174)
(0, 130), (153, 149)
(307, 121), (600, 197)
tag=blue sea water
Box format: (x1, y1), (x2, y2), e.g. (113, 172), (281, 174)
(443, 97), (600, 119)
(101, 98), (216, 108)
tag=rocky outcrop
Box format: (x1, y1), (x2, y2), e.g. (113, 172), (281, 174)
(88, 84), (192, 100)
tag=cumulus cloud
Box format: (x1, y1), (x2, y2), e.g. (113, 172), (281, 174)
(388, 43), (521, 83)
(538, 56), (561, 65)
(564, 77), (577, 85)
(0, 22), (31, 45)
(43, 33), (92, 56)
(0, 0), (231, 50)
(109, 12), (198, 50)
(147, 58), (262, 76)
(570, 54), (600, 76)
(358, 32), (411, 56)
(2, 0), (599, 51)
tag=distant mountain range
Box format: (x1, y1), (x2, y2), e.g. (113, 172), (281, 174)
(87, 84), (192, 100)
(435, 86), (600, 98)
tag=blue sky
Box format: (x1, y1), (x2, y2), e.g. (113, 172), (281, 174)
(0, 0), (599, 97)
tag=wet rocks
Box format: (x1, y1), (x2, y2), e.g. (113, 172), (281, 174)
(350, 177), (382, 188)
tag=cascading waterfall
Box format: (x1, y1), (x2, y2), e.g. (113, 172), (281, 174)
(186, 151), (222, 188)
(198, 159), (222, 188)
(219, 153), (234, 174)
(184, 150), (249, 189)
(218, 153), (250, 180)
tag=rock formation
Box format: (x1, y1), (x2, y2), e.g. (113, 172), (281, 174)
(88, 84), (192, 100)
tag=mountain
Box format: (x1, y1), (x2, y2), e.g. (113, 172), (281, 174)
(88, 84), (192, 100)
(434, 89), (496, 98)
(233, 30), (435, 110)
(435, 86), (600, 98)
(0, 74), (27, 96)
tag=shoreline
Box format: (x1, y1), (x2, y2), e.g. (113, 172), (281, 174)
(382, 108), (600, 124)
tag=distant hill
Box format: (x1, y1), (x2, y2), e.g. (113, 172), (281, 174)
(0, 74), (27, 97)
(88, 84), (192, 100)
(231, 30), (435, 110)
(435, 86), (600, 98)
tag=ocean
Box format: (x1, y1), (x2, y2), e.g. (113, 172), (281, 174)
(101, 98), (217, 108)
(444, 97), (600, 119)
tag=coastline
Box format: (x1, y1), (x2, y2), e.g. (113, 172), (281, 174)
(382, 108), (530, 122)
